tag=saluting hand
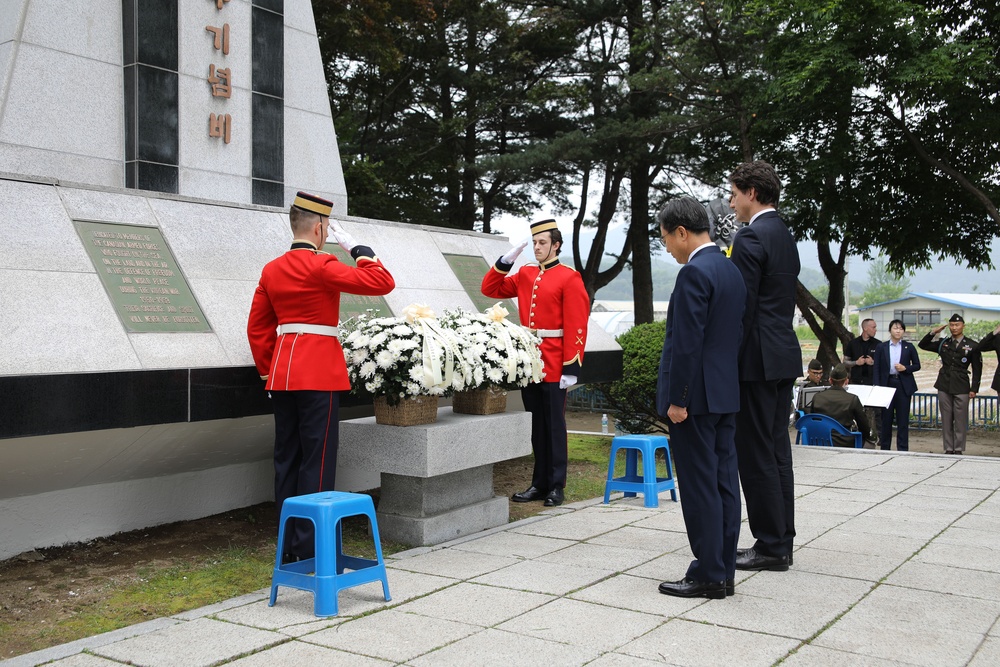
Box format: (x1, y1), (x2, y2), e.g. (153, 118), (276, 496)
(330, 220), (357, 252)
(502, 238), (529, 264)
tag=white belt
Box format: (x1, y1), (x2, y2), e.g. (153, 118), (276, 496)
(531, 328), (563, 338)
(277, 323), (340, 337)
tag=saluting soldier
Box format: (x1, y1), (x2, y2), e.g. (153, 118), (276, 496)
(248, 192), (395, 561)
(482, 219), (590, 507)
(918, 314), (983, 454)
(974, 323), (1000, 396)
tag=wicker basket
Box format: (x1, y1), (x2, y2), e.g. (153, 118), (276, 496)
(452, 385), (508, 415)
(373, 395), (439, 426)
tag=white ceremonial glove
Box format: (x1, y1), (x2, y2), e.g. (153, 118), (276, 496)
(501, 238), (530, 264)
(559, 375), (577, 390)
(330, 219), (357, 252)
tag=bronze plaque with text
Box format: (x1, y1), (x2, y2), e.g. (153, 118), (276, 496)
(443, 253), (520, 324)
(74, 221), (212, 333)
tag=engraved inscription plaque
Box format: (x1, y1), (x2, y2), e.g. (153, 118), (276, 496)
(74, 221), (212, 333)
(321, 243), (394, 322)
(443, 254), (520, 324)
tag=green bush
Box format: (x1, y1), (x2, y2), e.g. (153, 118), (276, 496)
(964, 320), (1000, 340)
(588, 321), (667, 435)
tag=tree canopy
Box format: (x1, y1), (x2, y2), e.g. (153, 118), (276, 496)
(316, 0), (999, 349)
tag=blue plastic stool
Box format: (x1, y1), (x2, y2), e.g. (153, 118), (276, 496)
(269, 491), (391, 617)
(603, 434), (677, 507)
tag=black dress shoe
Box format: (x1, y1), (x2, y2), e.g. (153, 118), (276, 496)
(735, 548), (789, 571)
(726, 579), (735, 596)
(737, 548), (792, 567)
(658, 577), (726, 599)
(543, 488), (564, 507)
(512, 486), (546, 502)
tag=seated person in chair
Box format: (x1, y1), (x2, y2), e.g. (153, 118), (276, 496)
(793, 358), (827, 413)
(806, 364), (873, 447)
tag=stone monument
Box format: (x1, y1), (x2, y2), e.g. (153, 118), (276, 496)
(0, 0), (622, 560)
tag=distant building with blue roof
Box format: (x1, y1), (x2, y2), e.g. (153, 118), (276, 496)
(858, 292), (1000, 333)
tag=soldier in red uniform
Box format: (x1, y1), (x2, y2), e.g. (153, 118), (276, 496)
(247, 192), (395, 561)
(482, 219), (590, 507)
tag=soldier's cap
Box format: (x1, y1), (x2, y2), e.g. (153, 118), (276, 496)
(530, 218), (559, 236)
(830, 363), (849, 381)
(949, 313), (964, 323)
(292, 191), (333, 217)
(807, 359), (823, 372)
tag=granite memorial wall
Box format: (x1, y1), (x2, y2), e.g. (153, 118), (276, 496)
(0, 0), (622, 560)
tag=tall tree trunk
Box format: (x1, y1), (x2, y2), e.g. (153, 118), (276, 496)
(630, 162), (654, 324)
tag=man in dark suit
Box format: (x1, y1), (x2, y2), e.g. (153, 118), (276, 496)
(656, 197), (746, 600)
(872, 319), (921, 451)
(728, 161), (801, 573)
(807, 364), (871, 447)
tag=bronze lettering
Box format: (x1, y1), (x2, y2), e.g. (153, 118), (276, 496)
(209, 113), (232, 143)
(206, 24), (230, 55)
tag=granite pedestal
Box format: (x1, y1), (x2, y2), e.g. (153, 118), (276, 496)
(339, 408), (532, 546)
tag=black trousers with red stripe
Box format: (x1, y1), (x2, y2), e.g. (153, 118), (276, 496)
(521, 381), (568, 492)
(271, 390), (340, 559)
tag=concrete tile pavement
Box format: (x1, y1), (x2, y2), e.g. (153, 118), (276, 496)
(6, 447), (1000, 667)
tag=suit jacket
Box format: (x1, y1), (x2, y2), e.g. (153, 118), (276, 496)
(657, 245), (746, 417)
(808, 386), (870, 447)
(872, 339), (921, 397)
(729, 211), (802, 382)
(247, 242), (395, 391)
(974, 331), (1000, 392)
(482, 256), (590, 382)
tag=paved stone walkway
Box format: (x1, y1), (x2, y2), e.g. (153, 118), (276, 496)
(7, 446), (1000, 667)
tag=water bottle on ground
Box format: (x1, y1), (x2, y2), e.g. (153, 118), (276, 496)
(601, 413), (608, 435)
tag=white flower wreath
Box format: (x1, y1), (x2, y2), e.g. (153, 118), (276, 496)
(340, 305), (470, 406)
(438, 304), (544, 390)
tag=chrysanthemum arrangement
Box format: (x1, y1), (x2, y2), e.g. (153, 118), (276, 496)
(341, 303), (543, 406)
(340, 305), (469, 406)
(438, 303), (543, 391)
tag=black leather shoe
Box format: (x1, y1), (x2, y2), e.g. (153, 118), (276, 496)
(735, 548), (789, 571)
(543, 488), (564, 507)
(512, 486), (546, 502)
(658, 577), (726, 599)
(726, 579), (735, 596)
(737, 548), (793, 567)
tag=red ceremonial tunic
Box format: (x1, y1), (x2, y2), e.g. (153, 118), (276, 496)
(481, 256), (590, 382)
(247, 241), (395, 391)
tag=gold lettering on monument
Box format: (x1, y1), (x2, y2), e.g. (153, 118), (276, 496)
(206, 1), (234, 142)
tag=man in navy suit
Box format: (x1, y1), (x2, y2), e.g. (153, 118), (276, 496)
(728, 161), (802, 573)
(656, 197), (746, 600)
(873, 319), (921, 451)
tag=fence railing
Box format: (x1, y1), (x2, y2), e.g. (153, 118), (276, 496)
(910, 393), (998, 431)
(570, 387), (999, 431)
